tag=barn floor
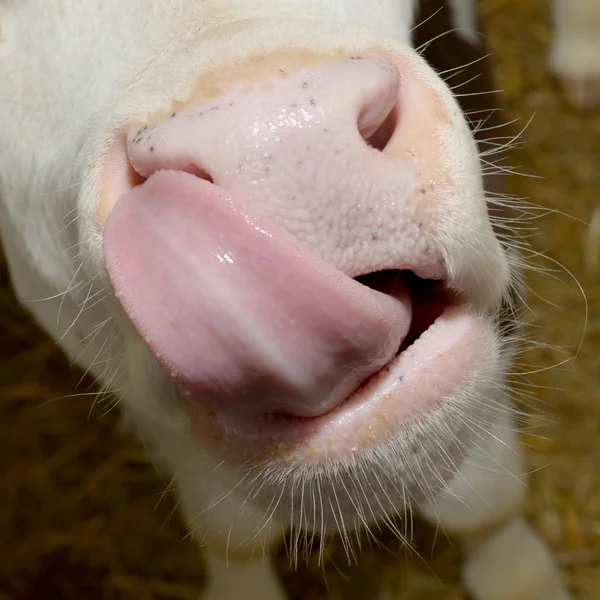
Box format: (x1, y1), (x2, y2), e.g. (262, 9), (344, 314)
(1, 1), (600, 599)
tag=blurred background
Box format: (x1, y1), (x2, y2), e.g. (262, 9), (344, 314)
(1, 1), (599, 599)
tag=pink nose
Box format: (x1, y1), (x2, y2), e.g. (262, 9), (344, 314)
(127, 56), (399, 219)
(104, 57), (447, 430)
(124, 57), (443, 279)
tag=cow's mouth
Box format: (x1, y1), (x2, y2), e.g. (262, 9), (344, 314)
(104, 172), (499, 463)
(195, 299), (492, 468)
(357, 270), (453, 356)
(185, 272), (494, 469)
(264, 271), (455, 424)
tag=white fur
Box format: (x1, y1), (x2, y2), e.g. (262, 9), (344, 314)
(418, 408), (526, 536)
(419, 410), (571, 600)
(0, 1), (572, 599)
(463, 518), (570, 600)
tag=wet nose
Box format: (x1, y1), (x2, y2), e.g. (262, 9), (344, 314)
(124, 56), (445, 280)
(127, 56), (399, 185)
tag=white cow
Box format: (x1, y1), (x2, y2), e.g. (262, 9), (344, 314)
(1, 0), (595, 598)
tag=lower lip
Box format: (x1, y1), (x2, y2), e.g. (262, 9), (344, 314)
(192, 303), (496, 463)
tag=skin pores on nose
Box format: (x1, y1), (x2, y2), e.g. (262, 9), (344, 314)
(95, 51), (370, 229)
(120, 56), (449, 280)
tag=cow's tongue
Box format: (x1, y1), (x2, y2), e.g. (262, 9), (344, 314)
(103, 170), (412, 419)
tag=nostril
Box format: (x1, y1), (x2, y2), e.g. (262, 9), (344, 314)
(360, 104), (398, 152)
(127, 155), (214, 185)
(126, 159), (147, 189)
(357, 85), (399, 153)
(181, 164), (214, 185)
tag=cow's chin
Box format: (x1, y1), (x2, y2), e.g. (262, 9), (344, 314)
(122, 308), (509, 537)
(237, 368), (509, 537)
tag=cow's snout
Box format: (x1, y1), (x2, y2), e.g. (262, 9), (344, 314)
(121, 56), (446, 279)
(128, 56), (401, 190)
(101, 54), (509, 460)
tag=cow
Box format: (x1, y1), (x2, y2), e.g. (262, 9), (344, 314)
(3, 0), (596, 598)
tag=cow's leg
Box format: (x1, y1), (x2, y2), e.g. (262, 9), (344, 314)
(188, 488), (286, 600)
(202, 553), (286, 600)
(417, 410), (571, 600)
(132, 412), (287, 600)
(550, 0), (600, 111)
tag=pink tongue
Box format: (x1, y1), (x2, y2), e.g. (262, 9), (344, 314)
(103, 171), (411, 418)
